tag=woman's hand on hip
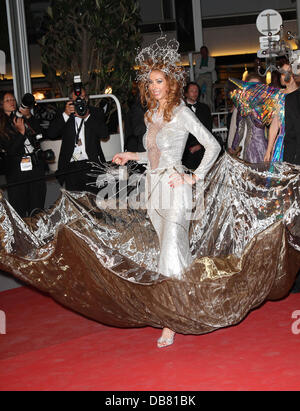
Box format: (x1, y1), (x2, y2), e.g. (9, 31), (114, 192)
(169, 172), (197, 188)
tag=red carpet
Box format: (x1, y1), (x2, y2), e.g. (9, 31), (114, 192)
(0, 286), (299, 391)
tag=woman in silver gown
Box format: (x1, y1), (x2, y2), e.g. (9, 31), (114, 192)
(113, 55), (220, 347)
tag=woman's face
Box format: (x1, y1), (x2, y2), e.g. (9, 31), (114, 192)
(2, 93), (16, 115)
(148, 70), (169, 104)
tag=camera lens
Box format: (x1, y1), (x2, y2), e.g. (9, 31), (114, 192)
(21, 93), (35, 109)
(43, 149), (55, 162)
(74, 97), (88, 116)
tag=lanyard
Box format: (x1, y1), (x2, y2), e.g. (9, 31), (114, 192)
(75, 118), (84, 145)
(24, 139), (33, 154)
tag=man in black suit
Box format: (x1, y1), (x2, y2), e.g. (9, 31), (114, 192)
(124, 93), (146, 153)
(182, 82), (213, 170)
(283, 86), (300, 165)
(47, 88), (108, 192)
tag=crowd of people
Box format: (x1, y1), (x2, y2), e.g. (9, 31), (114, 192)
(0, 55), (299, 218)
(0, 36), (300, 349)
(0, 87), (109, 217)
(0, 68), (214, 218)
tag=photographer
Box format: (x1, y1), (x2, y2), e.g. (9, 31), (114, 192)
(47, 80), (108, 192)
(0, 91), (47, 218)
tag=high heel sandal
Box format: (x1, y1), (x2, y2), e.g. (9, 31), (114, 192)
(157, 330), (175, 348)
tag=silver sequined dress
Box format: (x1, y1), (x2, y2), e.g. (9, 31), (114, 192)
(137, 101), (221, 278)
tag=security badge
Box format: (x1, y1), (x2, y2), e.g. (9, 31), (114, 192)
(72, 118), (84, 161)
(20, 156), (33, 171)
(72, 139), (83, 161)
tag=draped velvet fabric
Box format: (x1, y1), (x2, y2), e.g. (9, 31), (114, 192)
(0, 153), (299, 334)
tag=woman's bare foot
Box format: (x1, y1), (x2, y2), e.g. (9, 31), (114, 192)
(157, 327), (175, 348)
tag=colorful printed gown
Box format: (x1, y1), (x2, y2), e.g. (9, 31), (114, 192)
(230, 79), (286, 161)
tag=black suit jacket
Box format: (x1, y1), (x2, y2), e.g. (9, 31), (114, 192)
(182, 101), (212, 170)
(0, 115), (45, 179)
(47, 106), (108, 171)
(284, 88), (300, 165)
(124, 99), (146, 152)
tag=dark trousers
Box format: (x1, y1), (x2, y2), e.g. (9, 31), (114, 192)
(7, 169), (46, 218)
(58, 160), (98, 194)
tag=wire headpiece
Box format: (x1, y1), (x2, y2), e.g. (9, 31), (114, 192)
(135, 33), (186, 85)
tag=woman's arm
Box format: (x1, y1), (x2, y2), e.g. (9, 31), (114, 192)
(227, 108), (237, 149)
(0, 118), (27, 155)
(170, 108), (221, 188)
(182, 107), (221, 181)
(264, 115), (279, 162)
(46, 112), (69, 140)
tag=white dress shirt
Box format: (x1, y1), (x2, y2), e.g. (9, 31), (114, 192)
(63, 112), (89, 162)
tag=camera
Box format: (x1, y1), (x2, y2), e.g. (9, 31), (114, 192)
(34, 148), (55, 164)
(9, 93), (38, 138)
(31, 136), (55, 166)
(72, 75), (89, 117)
(30, 133), (55, 165)
(12, 93), (36, 119)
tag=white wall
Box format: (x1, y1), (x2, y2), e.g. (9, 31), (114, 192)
(204, 19), (298, 56)
(138, 0), (296, 21)
(137, 0), (298, 58)
(139, 0), (164, 22)
(200, 0), (295, 17)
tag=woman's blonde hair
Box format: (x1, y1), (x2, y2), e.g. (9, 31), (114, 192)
(138, 61), (186, 124)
